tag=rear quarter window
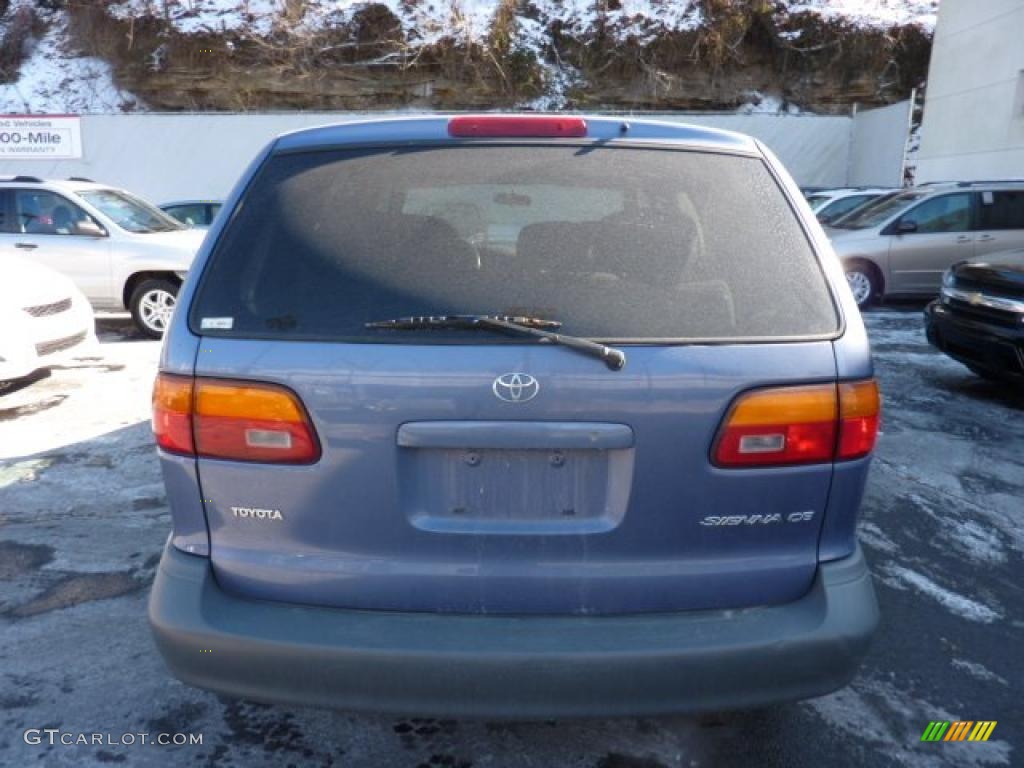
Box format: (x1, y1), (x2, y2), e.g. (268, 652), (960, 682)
(191, 144), (838, 342)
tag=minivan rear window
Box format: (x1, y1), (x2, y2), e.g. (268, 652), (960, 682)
(191, 145), (838, 342)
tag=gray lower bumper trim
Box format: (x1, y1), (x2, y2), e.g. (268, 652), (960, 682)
(149, 544), (878, 717)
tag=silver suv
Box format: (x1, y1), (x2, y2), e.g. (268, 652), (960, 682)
(0, 177), (205, 337)
(829, 182), (1024, 307)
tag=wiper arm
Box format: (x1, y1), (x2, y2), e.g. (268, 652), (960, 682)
(365, 314), (626, 371)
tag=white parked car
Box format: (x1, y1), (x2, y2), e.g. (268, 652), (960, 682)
(159, 200), (223, 230)
(805, 188), (897, 226)
(0, 254), (97, 383)
(0, 177), (206, 338)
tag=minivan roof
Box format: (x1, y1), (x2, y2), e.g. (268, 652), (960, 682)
(272, 115), (761, 155)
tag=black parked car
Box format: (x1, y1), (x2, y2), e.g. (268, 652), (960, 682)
(925, 249), (1024, 383)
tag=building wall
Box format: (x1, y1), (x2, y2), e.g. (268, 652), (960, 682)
(849, 100), (914, 187)
(916, 0), (1024, 183)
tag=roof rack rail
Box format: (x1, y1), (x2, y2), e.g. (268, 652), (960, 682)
(7, 175), (43, 183)
(955, 179), (1024, 187)
(67, 176), (95, 182)
(917, 179), (1024, 187)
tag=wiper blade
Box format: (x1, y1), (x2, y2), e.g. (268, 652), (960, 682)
(365, 314), (626, 371)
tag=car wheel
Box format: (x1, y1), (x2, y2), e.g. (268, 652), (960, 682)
(845, 263), (878, 309)
(130, 278), (179, 339)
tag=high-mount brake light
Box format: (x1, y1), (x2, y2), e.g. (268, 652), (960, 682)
(152, 374), (321, 464)
(448, 115), (588, 138)
(713, 380), (880, 468)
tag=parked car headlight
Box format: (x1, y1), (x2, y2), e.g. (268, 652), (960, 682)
(941, 268), (956, 289)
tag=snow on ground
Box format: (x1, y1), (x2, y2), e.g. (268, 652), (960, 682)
(530, 0), (703, 43)
(0, 319), (158, 459)
(807, 677), (1012, 768)
(879, 564), (1003, 624)
(951, 659), (1009, 687)
(103, 1), (938, 40)
(736, 92), (804, 115)
(786, 0), (939, 30)
(0, 3), (142, 114)
(857, 520), (900, 554)
(108, 0), (281, 36)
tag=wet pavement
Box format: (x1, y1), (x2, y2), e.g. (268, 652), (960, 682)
(0, 309), (1021, 767)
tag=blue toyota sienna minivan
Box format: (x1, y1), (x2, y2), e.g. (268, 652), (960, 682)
(149, 115), (880, 717)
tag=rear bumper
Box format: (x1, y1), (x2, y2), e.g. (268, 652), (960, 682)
(149, 543), (879, 718)
(925, 300), (1024, 381)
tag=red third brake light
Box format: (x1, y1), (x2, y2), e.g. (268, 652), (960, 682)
(713, 380), (880, 468)
(152, 373), (321, 464)
(448, 115), (588, 138)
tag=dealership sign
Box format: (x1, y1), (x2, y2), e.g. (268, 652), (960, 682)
(0, 115), (82, 159)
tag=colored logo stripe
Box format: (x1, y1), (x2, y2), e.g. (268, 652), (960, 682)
(922, 722), (949, 741)
(921, 721), (997, 742)
(970, 722), (997, 741)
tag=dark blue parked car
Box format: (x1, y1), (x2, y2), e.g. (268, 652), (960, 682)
(149, 115), (881, 717)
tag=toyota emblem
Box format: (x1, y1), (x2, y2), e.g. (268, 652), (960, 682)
(492, 373), (540, 403)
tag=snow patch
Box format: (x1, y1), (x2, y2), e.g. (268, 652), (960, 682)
(858, 521), (899, 554)
(808, 677), (1012, 767)
(946, 519), (1007, 565)
(951, 659), (1009, 687)
(107, 0), (283, 36)
(0, 6), (141, 114)
(881, 564), (1003, 624)
(736, 91), (805, 115)
(785, 0), (938, 32)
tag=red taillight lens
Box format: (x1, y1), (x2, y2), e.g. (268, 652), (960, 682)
(837, 380), (881, 460)
(448, 115), (587, 138)
(151, 374), (320, 464)
(714, 384), (837, 467)
(713, 380), (880, 468)
(153, 373), (194, 455)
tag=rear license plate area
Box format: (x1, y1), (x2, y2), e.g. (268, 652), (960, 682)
(398, 447), (630, 534)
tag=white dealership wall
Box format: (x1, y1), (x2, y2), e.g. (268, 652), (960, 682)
(848, 99), (914, 187)
(916, 0), (1024, 183)
(0, 109), (901, 203)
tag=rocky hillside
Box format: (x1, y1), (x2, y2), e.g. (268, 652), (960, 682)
(0, 0), (936, 113)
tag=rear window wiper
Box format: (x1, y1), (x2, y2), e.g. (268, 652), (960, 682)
(365, 314), (626, 371)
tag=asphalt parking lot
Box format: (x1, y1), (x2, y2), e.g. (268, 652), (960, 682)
(1, 308), (1021, 768)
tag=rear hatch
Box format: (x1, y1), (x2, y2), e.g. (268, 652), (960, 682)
(185, 137), (843, 615)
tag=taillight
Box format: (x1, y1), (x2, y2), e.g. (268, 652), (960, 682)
(152, 373), (194, 455)
(448, 115), (588, 138)
(713, 380), (880, 468)
(152, 374), (320, 464)
(837, 380), (881, 460)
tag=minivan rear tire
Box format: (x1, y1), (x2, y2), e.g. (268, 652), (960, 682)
(844, 261), (879, 309)
(130, 278), (179, 339)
